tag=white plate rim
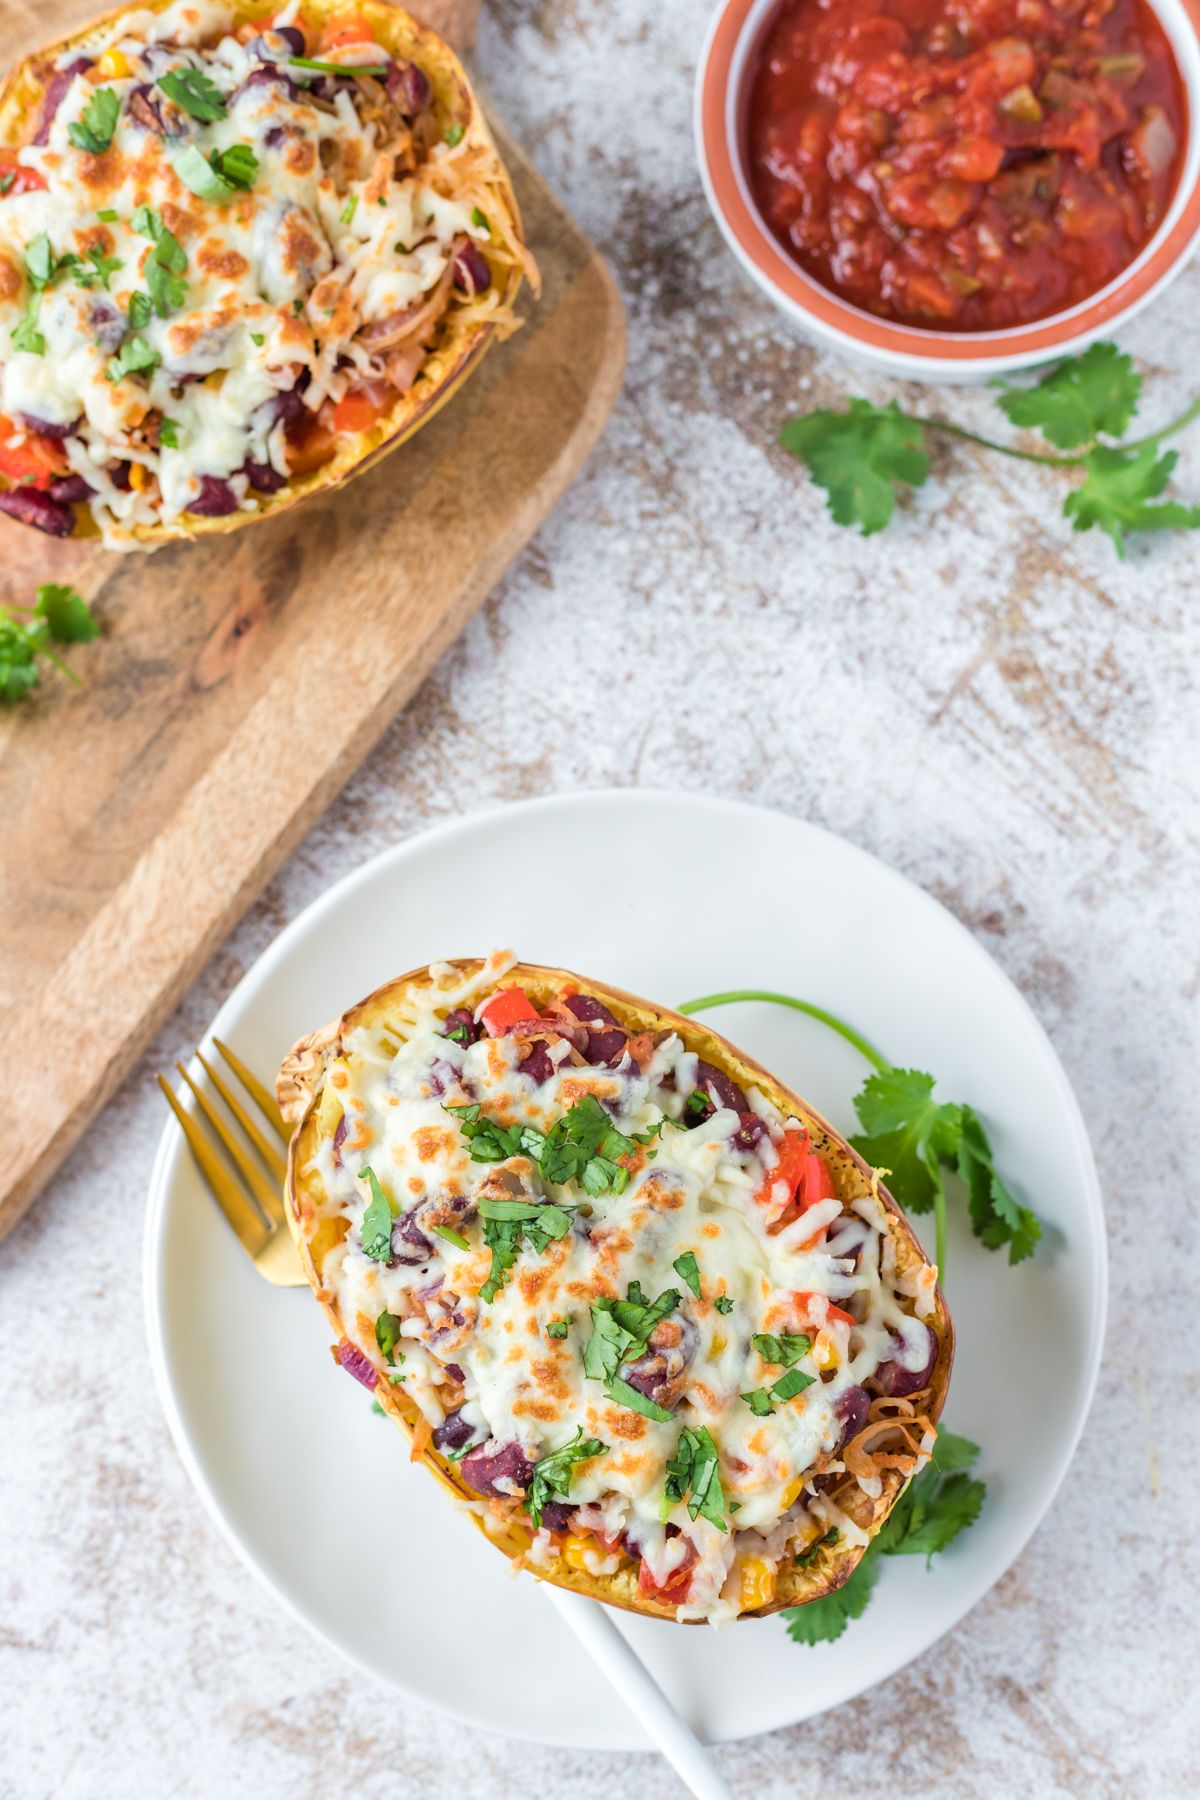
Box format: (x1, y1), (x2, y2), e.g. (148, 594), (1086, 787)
(143, 788), (1108, 1748)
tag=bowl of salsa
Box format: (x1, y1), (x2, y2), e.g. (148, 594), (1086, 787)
(697, 0), (1200, 377)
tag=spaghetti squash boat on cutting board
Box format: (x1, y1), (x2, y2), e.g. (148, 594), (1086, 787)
(280, 952), (954, 1625)
(0, 0), (535, 548)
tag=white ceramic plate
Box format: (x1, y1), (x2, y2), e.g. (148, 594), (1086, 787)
(144, 790), (1106, 1749)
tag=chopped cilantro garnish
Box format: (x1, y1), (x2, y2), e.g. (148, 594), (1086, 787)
(12, 308), (44, 356)
(444, 123), (464, 146)
(358, 1165), (395, 1262)
(672, 1251), (701, 1299)
(105, 334), (160, 384)
(714, 1295), (734, 1315)
(433, 1224), (470, 1251)
(75, 245), (122, 291)
(250, 331), (265, 346)
(525, 1427), (607, 1529)
(374, 1310), (403, 1364)
(546, 1317), (571, 1339)
(583, 1283), (682, 1419)
(173, 142), (258, 202)
(157, 67), (228, 121)
(751, 1332), (811, 1368)
(476, 1195), (574, 1303)
(339, 194), (359, 226)
(158, 416), (180, 449)
(771, 1367), (814, 1404)
(605, 1377), (673, 1422)
(740, 1387), (774, 1417)
(97, 208), (118, 222)
(470, 206), (489, 231)
(664, 1425), (727, 1530)
(0, 585), (99, 703)
(69, 85), (120, 155)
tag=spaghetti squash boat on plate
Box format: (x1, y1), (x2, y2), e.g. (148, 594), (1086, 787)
(0, 0), (535, 548)
(280, 952), (954, 1625)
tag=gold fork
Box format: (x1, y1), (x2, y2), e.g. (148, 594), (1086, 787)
(156, 1038), (306, 1286)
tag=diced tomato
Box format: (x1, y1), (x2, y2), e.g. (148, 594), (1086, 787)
(0, 152), (47, 196)
(637, 1538), (697, 1605)
(319, 11), (379, 51)
(793, 1291), (856, 1331)
(0, 417), (69, 489)
(757, 1133), (837, 1233)
(331, 384), (392, 435)
(479, 988), (540, 1036)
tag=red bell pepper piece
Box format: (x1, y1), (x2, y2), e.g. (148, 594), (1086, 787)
(0, 417), (70, 490)
(479, 986), (540, 1035)
(638, 1537), (697, 1605)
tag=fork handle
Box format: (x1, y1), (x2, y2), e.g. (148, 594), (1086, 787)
(542, 1587), (736, 1798)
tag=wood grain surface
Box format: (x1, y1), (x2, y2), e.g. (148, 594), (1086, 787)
(0, 1), (626, 1240)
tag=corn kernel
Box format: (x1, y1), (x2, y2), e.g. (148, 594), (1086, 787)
(782, 1474), (808, 1511)
(793, 1510), (823, 1549)
(562, 1534), (593, 1572)
(813, 1329), (840, 1371)
(128, 461), (147, 490)
(711, 1333), (726, 1356)
(97, 48), (130, 78)
(739, 1557), (777, 1612)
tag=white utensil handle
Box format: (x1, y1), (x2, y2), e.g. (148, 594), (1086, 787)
(543, 1586), (737, 1800)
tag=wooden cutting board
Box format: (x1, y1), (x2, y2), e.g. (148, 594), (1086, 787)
(0, 2), (626, 1241)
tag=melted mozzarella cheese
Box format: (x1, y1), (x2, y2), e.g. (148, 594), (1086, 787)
(304, 953), (939, 1622)
(0, 2), (486, 544)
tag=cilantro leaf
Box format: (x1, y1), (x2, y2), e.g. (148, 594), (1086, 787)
(173, 142), (258, 202)
(1063, 444), (1200, 556)
(157, 67), (227, 122)
(783, 1549), (880, 1644)
(770, 1367), (815, 1403)
(850, 1067), (962, 1217)
(927, 1429), (981, 1475)
(605, 1376), (674, 1422)
(740, 1387), (775, 1417)
(75, 245), (122, 291)
(879, 1471), (986, 1564)
(475, 1196), (573, 1302)
(779, 399), (929, 535)
(12, 307), (45, 355)
(583, 1302), (637, 1382)
(374, 1310), (403, 1364)
(0, 617), (42, 701)
(444, 1101), (528, 1163)
(68, 85), (121, 155)
(525, 1427), (607, 1528)
(358, 1166), (395, 1261)
(24, 234), (77, 293)
(478, 1219), (520, 1303)
(546, 1316), (571, 1339)
(752, 1332), (810, 1368)
(956, 1106), (1041, 1264)
(995, 342), (1141, 449)
(127, 291), (153, 330)
(673, 1251), (701, 1299)
(714, 1295), (734, 1315)
(159, 416), (181, 450)
(664, 1425), (727, 1530)
(444, 122), (465, 146)
(105, 335), (160, 384)
(34, 584), (99, 643)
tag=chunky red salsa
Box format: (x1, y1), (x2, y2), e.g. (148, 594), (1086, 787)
(744, 0), (1188, 330)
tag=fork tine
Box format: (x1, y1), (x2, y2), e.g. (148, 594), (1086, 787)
(212, 1037), (288, 1142)
(157, 1075), (270, 1255)
(196, 1049), (288, 1192)
(174, 1062), (283, 1224)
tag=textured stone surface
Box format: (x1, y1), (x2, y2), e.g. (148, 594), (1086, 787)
(3, 1), (1199, 1795)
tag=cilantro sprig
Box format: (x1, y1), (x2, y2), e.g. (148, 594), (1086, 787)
(780, 342), (1200, 557)
(782, 1432), (985, 1645)
(583, 1280), (682, 1421)
(526, 1427), (607, 1529)
(445, 1092), (653, 1199)
(68, 85), (121, 154)
(477, 1194), (575, 1302)
(0, 585), (100, 702)
(676, 988), (1040, 1277)
(664, 1425), (727, 1531)
(157, 67), (227, 121)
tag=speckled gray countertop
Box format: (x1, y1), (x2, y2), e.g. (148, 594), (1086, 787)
(2, 2), (1199, 1795)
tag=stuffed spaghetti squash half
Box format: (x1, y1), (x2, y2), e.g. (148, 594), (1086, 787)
(280, 952), (954, 1625)
(0, 0), (535, 548)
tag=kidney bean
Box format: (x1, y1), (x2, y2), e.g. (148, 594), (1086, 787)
(186, 475), (240, 516)
(0, 489), (75, 535)
(563, 995), (627, 1067)
(387, 61), (430, 114)
(452, 243), (491, 296)
(520, 1042), (555, 1085)
(873, 1324), (937, 1398)
(246, 26), (305, 60)
(537, 1500), (574, 1534)
(19, 413), (77, 440)
(432, 1405), (476, 1451)
(231, 65), (298, 106)
(622, 1317), (698, 1411)
(732, 1112), (767, 1151)
(460, 1440), (535, 1497)
(833, 1384), (870, 1447)
(47, 474), (93, 503)
(441, 1006), (478, 1046)
(242, 458), (287, 492)
(391, 1208), (433, 1265)
(33, 58), (93, 145)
